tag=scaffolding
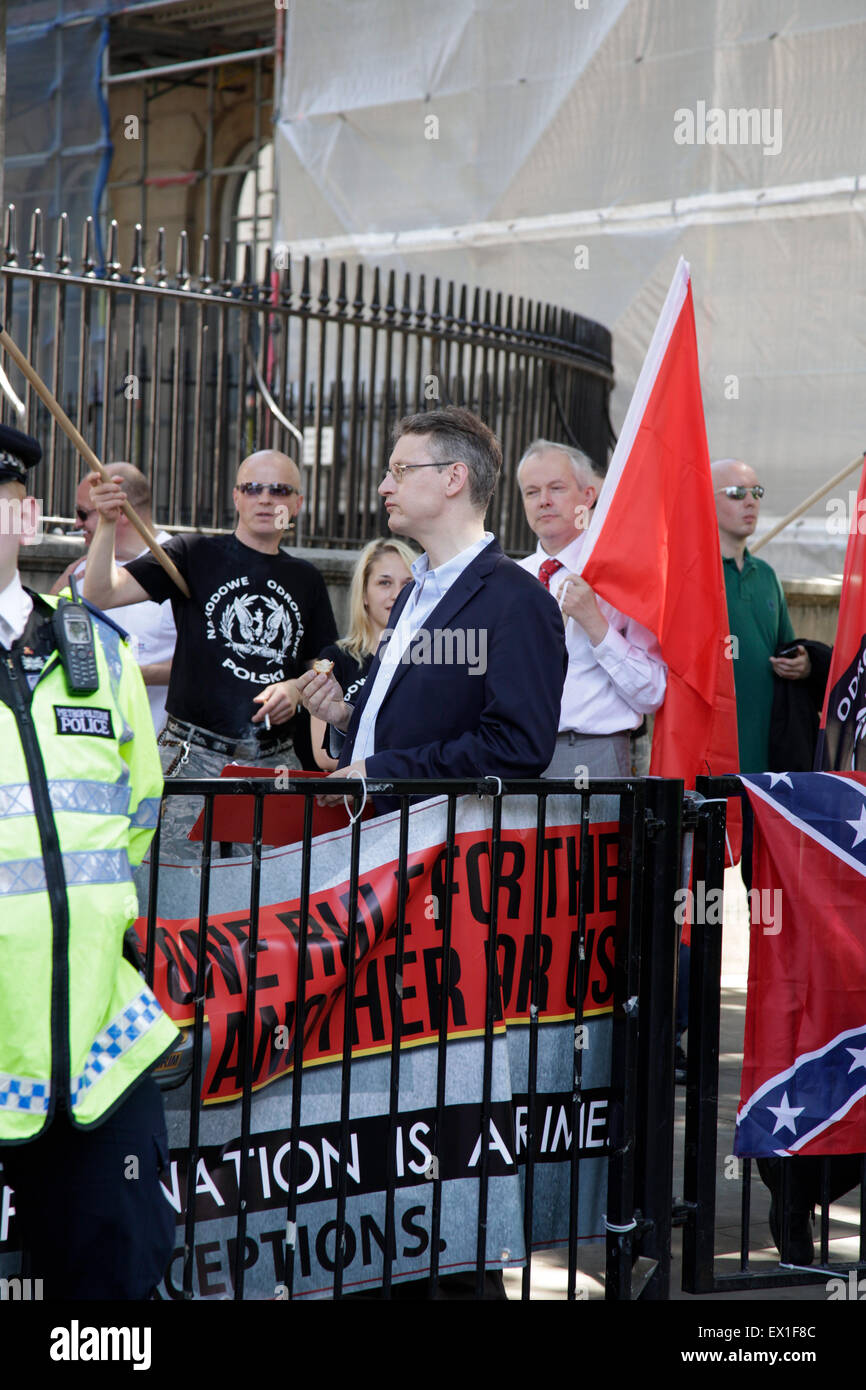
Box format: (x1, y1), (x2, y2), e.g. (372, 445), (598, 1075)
(5, 0), (278, 275)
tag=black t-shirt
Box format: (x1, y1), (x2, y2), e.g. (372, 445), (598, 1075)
(318, 643), (374, 706)
(126, 533), (337, 737)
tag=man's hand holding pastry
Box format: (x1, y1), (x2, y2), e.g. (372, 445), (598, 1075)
(296, 661), (352, 731)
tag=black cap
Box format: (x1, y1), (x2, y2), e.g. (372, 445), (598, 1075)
(0, 423), (41, 486)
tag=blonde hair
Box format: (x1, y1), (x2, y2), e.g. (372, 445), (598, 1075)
(340, 538), (418, 661)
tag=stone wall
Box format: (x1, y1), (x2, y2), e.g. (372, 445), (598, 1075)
(21, 535), (841, 654)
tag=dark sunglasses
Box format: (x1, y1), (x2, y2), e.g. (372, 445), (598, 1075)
(75, 507), (95, 523)
(716, 485), (764, 500)
(237, 482), (298, 497)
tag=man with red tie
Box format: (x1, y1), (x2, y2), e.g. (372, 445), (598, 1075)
(516, 439), (667, 778)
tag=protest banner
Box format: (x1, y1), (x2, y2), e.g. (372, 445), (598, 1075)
(141, 792), (619, 1298)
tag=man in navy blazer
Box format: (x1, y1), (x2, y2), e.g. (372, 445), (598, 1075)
(298, 405), (566, 787)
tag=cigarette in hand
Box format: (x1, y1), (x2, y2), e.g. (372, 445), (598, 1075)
(264, 712), (271, 731)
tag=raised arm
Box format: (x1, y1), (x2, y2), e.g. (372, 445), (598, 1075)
(81, 475), (151, 609)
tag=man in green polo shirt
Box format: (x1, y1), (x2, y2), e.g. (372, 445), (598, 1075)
(713, 457), (822, 1265)
(712, 458), (810, 772)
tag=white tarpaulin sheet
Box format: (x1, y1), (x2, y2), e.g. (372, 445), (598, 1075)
(275, 1), (866, 569)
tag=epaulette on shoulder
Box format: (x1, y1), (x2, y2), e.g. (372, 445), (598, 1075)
(80, 598), (130, 644)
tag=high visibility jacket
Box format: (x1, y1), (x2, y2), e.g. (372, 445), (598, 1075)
(0, 591), (179, 1143)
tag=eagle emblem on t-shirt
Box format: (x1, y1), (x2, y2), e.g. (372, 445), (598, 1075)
(219, 593), (293, 663)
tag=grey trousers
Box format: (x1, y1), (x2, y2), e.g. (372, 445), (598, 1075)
(541, 730), (632, 781)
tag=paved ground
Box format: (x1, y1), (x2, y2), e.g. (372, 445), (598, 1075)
(503, 870), (862, 1301)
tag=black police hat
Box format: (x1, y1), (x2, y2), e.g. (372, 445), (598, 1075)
(0, 423), (41, 486)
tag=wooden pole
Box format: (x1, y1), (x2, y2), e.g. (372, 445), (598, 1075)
(751, 452), (866, 554)
(0, 326), (191, 597)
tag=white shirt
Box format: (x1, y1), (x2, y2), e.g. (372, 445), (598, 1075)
(518, 533), (667, 734)
(0, 572), (33, 650)
(351, 532), (494, 763)
(71, 532), (177, 733)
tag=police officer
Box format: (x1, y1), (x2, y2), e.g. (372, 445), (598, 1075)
(0, 425), (180, 1299)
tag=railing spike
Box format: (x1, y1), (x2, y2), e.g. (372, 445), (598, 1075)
(352, 264), (364, 318)
(130, 222), (146, 283)
(175, 229), (190, 290)
(155, 226), (167, 287)
(198, 232), (213, 292)
(55, 211), (70, 275)
(29, 208), (44, 270)
(241, 243), (254, 300)
(430, 276), (441, 325)
(220, 237), (232, 292)
(81, 216), (96, 277)
(4, 204), (19, 267)
(106, 219), (121, 280)
(279, 257), (292, 309)
(471, 286), (481, 331)
(370, 266), (381, 319)
(335, 260), (348, 316)
(261, 245), (273, 302)
(318, 257), (330, 311)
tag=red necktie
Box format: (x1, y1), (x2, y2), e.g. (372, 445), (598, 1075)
(537, 557), (564, 591)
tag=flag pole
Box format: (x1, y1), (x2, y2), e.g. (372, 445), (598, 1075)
(0, 326), (191, 598)
(751, 451), (866, 554)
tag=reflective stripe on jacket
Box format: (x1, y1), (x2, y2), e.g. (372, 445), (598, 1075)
(0, 593), (179, 1143)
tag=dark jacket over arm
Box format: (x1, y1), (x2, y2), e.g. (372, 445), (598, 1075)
(339, 539), (567, 781)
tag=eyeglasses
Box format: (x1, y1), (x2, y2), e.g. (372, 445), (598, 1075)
(237, 482), (299, 497)
(383, 459), (461, 484)
(716, 485), (765, 500)
(75, 507), (95, 524)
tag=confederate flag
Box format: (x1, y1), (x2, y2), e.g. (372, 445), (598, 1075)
(736, 772), (866, 1157)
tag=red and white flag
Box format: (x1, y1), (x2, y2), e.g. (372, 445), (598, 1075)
(815, 455), (866, 772)
(578, 257), (739, 788)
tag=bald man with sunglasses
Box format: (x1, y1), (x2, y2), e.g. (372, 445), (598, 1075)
(83, 450), (337, 858)
(712, 458), (810, 774)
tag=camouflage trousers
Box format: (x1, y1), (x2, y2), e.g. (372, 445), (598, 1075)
(154, 718), (301, 864)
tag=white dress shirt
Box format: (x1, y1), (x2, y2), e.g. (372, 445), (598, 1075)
(517, 533), (666, 734)
(0, 572), (33, 650)
(350, 532), (494, 762)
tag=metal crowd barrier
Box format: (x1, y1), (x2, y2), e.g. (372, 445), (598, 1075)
(140, 774), (685, 1301)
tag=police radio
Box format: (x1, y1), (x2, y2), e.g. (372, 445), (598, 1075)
(53, 577), (99, 694)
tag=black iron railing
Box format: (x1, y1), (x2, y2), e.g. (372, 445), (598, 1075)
(0, 206), (614, 551)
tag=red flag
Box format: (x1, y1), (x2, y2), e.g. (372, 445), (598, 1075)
(815, 456), (866, 771)
(578, 257), (739, 789)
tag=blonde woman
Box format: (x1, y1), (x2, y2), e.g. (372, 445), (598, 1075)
(311, 538), (417, 770)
